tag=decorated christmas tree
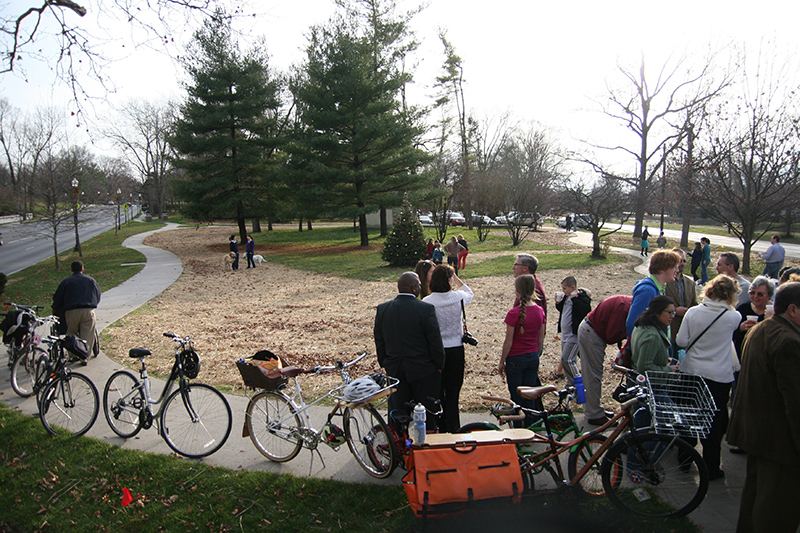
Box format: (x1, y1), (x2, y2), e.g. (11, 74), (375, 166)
(381, 204), (426, 267)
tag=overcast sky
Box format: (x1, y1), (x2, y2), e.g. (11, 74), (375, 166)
(2, 0), (798, 174)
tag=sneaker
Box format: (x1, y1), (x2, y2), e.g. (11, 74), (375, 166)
(587, 414), (618, 427)
(708, 469), (725, 481)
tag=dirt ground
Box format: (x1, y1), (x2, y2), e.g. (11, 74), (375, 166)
(102, 226), (646, 411)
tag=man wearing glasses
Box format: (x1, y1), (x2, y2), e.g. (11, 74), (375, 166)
(665, 248), (699, 349)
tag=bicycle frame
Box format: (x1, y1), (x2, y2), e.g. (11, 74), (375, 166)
(131, 339), (196, 429)
(250, 352), (369, 449)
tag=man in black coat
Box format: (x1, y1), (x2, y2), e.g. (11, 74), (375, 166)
(374, 272), (445, 431)
(52, 260), (101, 355)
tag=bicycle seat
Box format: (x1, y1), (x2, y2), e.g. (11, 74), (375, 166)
(517, 385), (558, 400)
(280, 366), (304, 378)
(129, 348), (151, 358)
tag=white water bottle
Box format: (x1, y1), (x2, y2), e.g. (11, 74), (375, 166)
(412, 403), (426, 445)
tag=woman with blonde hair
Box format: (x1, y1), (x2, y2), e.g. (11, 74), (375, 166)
(498, 274), (545, 425)
(676, 274), (741, 481)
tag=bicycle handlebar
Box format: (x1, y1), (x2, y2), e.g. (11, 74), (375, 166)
(309, 350), (370, 374)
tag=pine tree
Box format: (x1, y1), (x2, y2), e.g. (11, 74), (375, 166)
(381, 204), (426, 266)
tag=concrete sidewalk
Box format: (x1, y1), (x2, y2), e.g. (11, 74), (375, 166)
(0, 224), (745, 531)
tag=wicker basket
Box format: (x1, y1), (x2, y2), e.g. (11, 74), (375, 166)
(645, 371), (717, 439)
(236, 360), (287, 391)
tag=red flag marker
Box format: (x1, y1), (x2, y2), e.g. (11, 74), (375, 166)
(121, 487), (133, 507)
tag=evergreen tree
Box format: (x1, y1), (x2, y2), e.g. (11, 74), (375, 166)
(170, 13), (284, 240)
(381, 203), (426, 266)
(292, 7), (431, 247)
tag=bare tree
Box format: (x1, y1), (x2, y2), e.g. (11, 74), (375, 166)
(104, 99), (176, 218)
(694, 49), (800, 275)
(1, 1), (237, 113)
(499, 124), (561, 246)
(560, 176), (633, 258)
(584, 54), (731, 239)
(0, 100), (62, 219)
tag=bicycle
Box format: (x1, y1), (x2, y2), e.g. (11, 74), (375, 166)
(2, 303), (44, 369)
(102, 332), (233, 458)
(10, 314), (60, 398)
(457, 366), (711, 518)
(457, 386), (609, 496)
(35, 333), (99, 437)
(238, 351), (399, 479)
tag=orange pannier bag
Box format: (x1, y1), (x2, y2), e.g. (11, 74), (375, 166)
(402, 443), (523, 518)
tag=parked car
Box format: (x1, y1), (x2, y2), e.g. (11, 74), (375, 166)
(471, 213), (497, 226)
(495, 213), (508, 224)
(574, 214), (595, 229)
(448, 211), (466, 226)
(418, 215), (433, 226)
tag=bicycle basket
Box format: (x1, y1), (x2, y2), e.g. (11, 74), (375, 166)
(644, 371), (717, 439)
(236, 358), (287, 390)
(62, 334), (89, 361)
(180, 349), (201, 379)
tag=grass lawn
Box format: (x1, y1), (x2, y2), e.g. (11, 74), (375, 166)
(0, 405), (699, 533)
(257, 225), (626, 282)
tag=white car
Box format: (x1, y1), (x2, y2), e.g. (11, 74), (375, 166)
(418, 215), (433, 226)
(448, 211), (466, 226)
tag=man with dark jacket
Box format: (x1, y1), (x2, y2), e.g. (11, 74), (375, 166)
(555, 276), (591, 388)
(374, 272), (445, 431)
(576, 295), (632, 426)
(727, 281), (800, 532)
(52, 261), (101, 356)
(665, 248), (699, 348)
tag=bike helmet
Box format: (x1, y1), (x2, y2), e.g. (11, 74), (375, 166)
(180, 349), (201, 379)
(321, 422), (346, 447)
(343, 376), (381, 402)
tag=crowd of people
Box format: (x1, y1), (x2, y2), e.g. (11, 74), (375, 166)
(374, 237), (800, 532)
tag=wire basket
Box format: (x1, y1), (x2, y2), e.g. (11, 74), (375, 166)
(644, 371), (717, 439)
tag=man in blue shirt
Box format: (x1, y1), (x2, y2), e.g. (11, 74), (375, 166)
(625, 250), (681, 338)
(760, 235), (785, 279)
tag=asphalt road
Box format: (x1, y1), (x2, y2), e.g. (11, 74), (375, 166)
(0, 204), (141, 275)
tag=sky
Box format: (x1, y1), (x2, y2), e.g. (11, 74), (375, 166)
(2, 0), (799, 175)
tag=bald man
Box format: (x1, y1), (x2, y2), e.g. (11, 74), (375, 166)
(375, 272), (445, 430)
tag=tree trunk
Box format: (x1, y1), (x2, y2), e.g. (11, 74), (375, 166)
(252, 218), (261, 233)
(267, 219), (273, 231)
(379, 206), (388, 237)
(307, 220), (312, 231)
(298, 217), (303, 232)
(592, 231), (602, 258)
(237, 217), (248, 244)
(359, 213), (369, 247)
(681, 216), (691, 248)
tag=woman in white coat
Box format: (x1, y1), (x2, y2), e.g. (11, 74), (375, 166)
(676, 275), (741, 480)
(423, 265), (473, 432)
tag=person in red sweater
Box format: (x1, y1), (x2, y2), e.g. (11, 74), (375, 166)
(576, 295), (632, 425)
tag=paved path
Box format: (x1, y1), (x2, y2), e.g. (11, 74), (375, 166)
(0, 223), (747, 531)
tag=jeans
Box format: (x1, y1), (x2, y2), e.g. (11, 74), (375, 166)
(701, 262), (709, 284)
(763, 261), (782, 279)
(505, 351), (543, 427)
(439, 345), (465, 432)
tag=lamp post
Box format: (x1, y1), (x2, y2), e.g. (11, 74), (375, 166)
(116, 188), (122, 232)
(72, 178), (82, 256)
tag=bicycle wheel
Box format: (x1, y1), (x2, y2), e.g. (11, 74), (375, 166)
(601, 431), (709, 517)
(161, 383), (232, 458)
(39, 373), (99, 437)
(567, 434), (614, 496)
(245, 390), (302, 462)
(103, 370), (145, 438)
(343, 404), (397, 479)
(10, 350), (37, 397)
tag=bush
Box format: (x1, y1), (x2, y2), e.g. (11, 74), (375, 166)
(381, 205), (426, 266)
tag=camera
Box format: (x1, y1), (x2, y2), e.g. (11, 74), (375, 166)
(462, 332), (478, 346)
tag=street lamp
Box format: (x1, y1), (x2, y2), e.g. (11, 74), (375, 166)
(116, 188), (122, 232)
(72, 178), (82, 256)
